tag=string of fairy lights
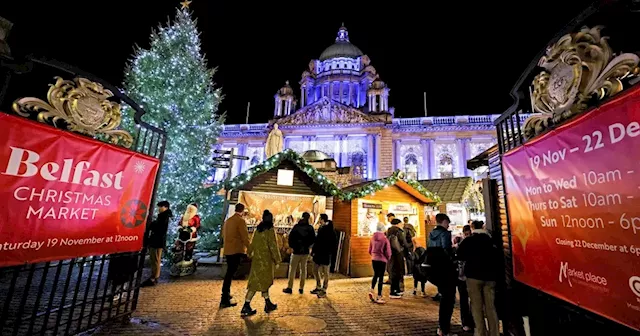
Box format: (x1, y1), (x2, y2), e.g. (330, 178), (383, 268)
(212, 149), (441, 203)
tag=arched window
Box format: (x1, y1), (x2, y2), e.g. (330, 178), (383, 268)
(438, 154), (454, 178)
(404, 154), (419, 180)
(350, 151), (366, 179)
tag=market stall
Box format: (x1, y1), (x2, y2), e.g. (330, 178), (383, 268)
(333, 171), (439, 277)
(419, 177), (483, 237)
(217, 150), (340, 277)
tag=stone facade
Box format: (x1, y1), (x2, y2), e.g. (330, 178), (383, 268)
(214, 26), (528, 184)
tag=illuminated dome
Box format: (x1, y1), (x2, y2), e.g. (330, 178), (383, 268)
(302, 150), (332, 162)
(319, 26), (363, 61)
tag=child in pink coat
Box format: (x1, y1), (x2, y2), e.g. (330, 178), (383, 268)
(368, 222), (392, 303)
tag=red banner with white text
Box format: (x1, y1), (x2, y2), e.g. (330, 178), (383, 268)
(503, 85), (640, 331)
(0, 113), (159, 267)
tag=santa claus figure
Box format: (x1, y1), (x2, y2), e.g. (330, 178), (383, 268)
(170, 203), (201, 277)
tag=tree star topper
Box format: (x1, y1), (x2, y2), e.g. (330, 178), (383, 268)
(180, 0), (192, 9)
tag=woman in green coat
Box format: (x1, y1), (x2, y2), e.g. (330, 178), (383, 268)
(241, 210), (281, 317)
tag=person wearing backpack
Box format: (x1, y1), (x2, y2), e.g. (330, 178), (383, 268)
(427, 214), (457, 336)
(386, 218), (406, 298)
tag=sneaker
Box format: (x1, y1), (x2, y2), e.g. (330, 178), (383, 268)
(432, 293), (441, 301)
(375, 297), (386, 304)
(220, 300), (237, 308)
(397, 291), (404, 296)
(368, 292), (375, 302)
(299, 289), (304, 294)
(240, 302), (257, 317)
(317, 290), (326, 298)
(413, 290), (417, 296)
(264, 299), (278, 313)
(390, 293), (402, 299)
(310, 288), (321, 294)
(283, 288), (293, 294)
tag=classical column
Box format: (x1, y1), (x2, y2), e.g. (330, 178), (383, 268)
(300, 86), (305, 107)
(428, 139), (436, 179)
(339, 82), (343, 103)
(340, 136), (349, 167)
(348, 83), (353, 106)
(310, 135), (317, 150)
(367, 134), (374, 179)
(420, 139), (429, 180)
(394, 139), (402, 171)
(329, 82), (334, 100)
(456, 138), (470, 177)
(334, 135), (341, 163)
(374, 133), (381, 179)
(302, 136), (310, 152)
(356, 85), (361, 107)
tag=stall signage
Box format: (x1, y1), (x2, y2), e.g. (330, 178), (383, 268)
(361, 202), (382, 209)
(388, 203), (414, 214)
(0, 114), (159, 267)
(502, 86), (640, 331)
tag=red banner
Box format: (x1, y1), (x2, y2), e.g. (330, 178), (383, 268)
(0, 114), (159, 267)
(503, 86), (640, 331)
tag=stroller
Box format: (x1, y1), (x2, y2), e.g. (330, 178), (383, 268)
(169, 226), (199, 277)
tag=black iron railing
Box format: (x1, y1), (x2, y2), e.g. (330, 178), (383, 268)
(0, 55), (166, 336)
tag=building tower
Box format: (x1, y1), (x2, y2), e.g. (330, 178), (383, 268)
(367, 78), (390, 114)
(273, 81), (296, 118)
(298, 25), (382, 111)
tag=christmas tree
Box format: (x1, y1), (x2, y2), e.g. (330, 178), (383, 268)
(122, 7), (224, 247)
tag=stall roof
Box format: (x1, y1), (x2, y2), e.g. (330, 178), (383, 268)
(467, 145), (498, 170)
(207, 149), (340, 197)
(419, 177), (473, 203)
(343, 173), (440, 204)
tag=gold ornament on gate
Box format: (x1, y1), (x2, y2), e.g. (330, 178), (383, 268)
(525, 26), (640, 140)
(12, 77), (134, 148)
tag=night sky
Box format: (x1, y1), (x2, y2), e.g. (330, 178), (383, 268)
(2, 0), (592, 124)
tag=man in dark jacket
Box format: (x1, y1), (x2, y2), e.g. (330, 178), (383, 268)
(386, 219), (406, 298)
(142, 201), (173, 287)
(457, 220), (501, 336)
(427, 213), (456, 336)
(284, 212), (316, 294)
(311, 214), (336, 297)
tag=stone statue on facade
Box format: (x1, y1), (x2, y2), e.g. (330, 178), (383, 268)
(265, 123), (283, 158)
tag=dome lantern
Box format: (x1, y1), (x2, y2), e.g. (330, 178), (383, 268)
(319, 25), (363, 61)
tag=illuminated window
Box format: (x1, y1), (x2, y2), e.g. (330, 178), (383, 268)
(405, 154), (419, 180)
(438, 154), (454, 178)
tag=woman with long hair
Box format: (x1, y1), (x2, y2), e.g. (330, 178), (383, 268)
(241, 210), (281, 317)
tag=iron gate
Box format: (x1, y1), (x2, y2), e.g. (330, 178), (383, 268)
(0, 53), (166, 336)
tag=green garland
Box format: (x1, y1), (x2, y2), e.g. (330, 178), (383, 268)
(213, 149), (441, 204)
(340, 170), (441, 204)
(214, 149), (342, 196)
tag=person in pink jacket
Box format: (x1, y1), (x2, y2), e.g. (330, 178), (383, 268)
(368, 222), (392, 304)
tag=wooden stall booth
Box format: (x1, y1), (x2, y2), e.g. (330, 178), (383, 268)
(219, 149), (340, 277)
(333, 172), (439, 277)
(419, 177), (479, 237)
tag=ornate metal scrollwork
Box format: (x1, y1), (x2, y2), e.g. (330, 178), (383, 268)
(525, 26), (640, 140)
(12, 77), (134, 148)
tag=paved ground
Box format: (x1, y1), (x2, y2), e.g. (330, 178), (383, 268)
(91, 266), (473, 336)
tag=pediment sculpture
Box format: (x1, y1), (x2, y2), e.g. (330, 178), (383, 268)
(276, 97), (381, 125)
(524, 26), (639, 140)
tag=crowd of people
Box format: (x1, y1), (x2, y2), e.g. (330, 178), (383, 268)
(219, 203), (337, 317)
(369, 213), (502, 336)
(141, 202), (502, 336)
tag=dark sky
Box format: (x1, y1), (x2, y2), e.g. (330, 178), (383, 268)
(2, 0), (592, 125)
